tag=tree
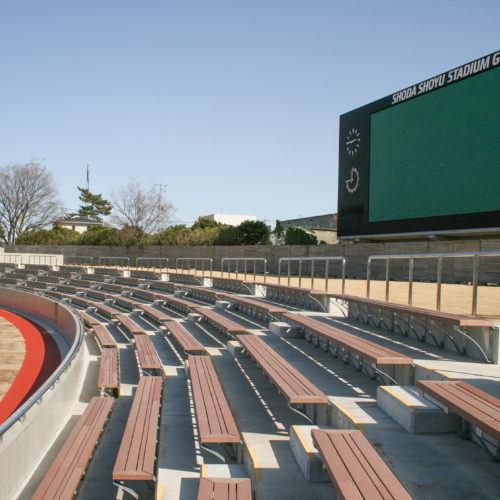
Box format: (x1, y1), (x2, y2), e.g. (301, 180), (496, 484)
(237, 220), (271, 245)
(76, 187), (112, 220)
(0, 162), (63, 245)
(111, 180), (174, 235)
(284, 226), (318, 245)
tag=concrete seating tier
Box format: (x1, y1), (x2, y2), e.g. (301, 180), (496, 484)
(115, 276), (142, 286)
(311, 429), (412, 500)
(183, 285), (229, 304)
(130, 288), (163, 303)
(227, 295), (287, 323)
(113, 376), (163, 494)
(236, 334), (328, 405)
(92, 324), (118, 349)
(198, 308), (247, 337)
(116, 314), (147, 336)
(331, 293), (497, 363)
(34, 276), (60, 284)
(189, 355), (240, 444)
(134, 334), (163, 375)
(138, 303), (173, 323)
(148, 280), (184, 294)
(283, 313), (413, 384)
(167, 272), (204, 286)
(100, 283), (124, 293)
(98, 348), (120, 397)
(32, 397), (114, 500)
(164, 321), (206, 355)
(54, 284), (80, 294)
(417, 379), (500, 457)
(69, 278), (94, 288)
(84, 289), (108, 301)
(197, 478), (252, 500)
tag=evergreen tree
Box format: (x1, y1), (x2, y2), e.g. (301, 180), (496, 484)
(76, 187), (112, 220)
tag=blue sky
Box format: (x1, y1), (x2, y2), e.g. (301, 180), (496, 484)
(0, 1), (498, 228)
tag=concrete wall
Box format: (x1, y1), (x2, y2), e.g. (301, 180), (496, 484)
(0, 252), (63, 266)
(0, 289), (85, 499)
(7, 238), (500, 284)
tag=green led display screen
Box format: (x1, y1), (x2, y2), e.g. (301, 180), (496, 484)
(369, 66), (500, 222)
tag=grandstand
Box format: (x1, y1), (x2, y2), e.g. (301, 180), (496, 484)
(0, 257), (499, 499)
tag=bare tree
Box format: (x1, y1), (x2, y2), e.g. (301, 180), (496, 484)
(0, 162), (63, 244)
(111, 180), (174, 235)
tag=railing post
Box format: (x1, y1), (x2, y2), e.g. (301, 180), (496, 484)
(436, 256), (443, 311)
(311, 259), (315, 290)
(298, 260), (302, 288)
(325, 259), (329, 292)
(472, 254), (479, 316)
(408, 258), (414, 306)
(385, 258), (390, 302)
(287, 260), (291, 286)
(263, 260), (267, 283)
(366, 258), (372, 298)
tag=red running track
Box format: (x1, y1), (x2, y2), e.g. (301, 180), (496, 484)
(0, 308), (61, 426)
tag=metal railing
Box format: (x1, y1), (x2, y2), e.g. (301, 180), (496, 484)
(98, 256), (130, 268)
(0, 253), (23, 265)
(136, 257), (169, 271)
(221, 258), (267, 282)
(175, 257), (213, 277)
(366, 251), (500, 315)
(63, 255), (94, 266)
(278, 256), (346, 292)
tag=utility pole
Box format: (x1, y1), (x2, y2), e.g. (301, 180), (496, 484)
(86, 164), (90, 191)
(156, 183), (166, 233)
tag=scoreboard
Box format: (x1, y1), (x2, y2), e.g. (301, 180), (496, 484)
(338, 50), (500, 239)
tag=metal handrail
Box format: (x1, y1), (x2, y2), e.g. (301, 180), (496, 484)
(176, 257), (213, 277)
(278, 256), (346, 292)
(0, 297), (84, 437)
(221, 258), (267, 282)
(136, 257), (169, 271)
(99, 256), (130, 268)
(366, 251), (500, 315)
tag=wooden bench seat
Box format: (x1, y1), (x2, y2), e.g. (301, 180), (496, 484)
(227, 295), (287, 323)
(165, 320), (206, 354)
(311, 429), (412, 500)
(197, 478), (252, 500)
(76, 310), (101, 327)
(111, 295), (142, 311)
(98, 347), (120, 396)
(236, 334), (328, 416)
(134, 334), (163, 375)
(113, 376), (163, 495)
(93, 324), (118, 349)
(189, 355), (240, 443)
(32, 397), (114, 499)
(139, 303), (173, 323)
(162, 294), (201, 314)
(91, 301), (121, 319)
(116, 314), (147, 336)
(331, 293), (496, 362)
(417, 379), (500, 456)
(198, 308), (247, 336)
(283, 313), (412, 384)
(184, 285), (229, 304)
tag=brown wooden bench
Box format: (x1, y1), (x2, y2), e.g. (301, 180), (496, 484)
(330, 293), (496, 362)
(98, 347), (120, 396)
(91, 301), (121, 319)
(311, 429), (412, 500)
(189, 355), (240, 444)
(227, 295), (287, 323)
(93, 323), (118, 349)
(198, 308), (247, 337)
(113, 376), (163, 497)
(283, 313), (413, 385)
(162, 294), (202, 315)
(116, 314), (147, 336)
(32, 397), (114, 500)
(197, 478), (252, 500)
(111, 295), (143, 311)
(236, 334), (328, 423)
(417, 379), (500, 458)
(76, 310), (101, 327)
(138, 303), (173, 323)
(134, 334), (163, 375)
(164, 320), (206, 354)
(184, 285), (229, 304)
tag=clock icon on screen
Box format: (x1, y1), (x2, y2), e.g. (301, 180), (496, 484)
(346, 128), (361, 156)
(346, 167), (360, 193)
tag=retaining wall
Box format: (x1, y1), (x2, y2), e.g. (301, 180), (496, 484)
(0, 289), (85, 499)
